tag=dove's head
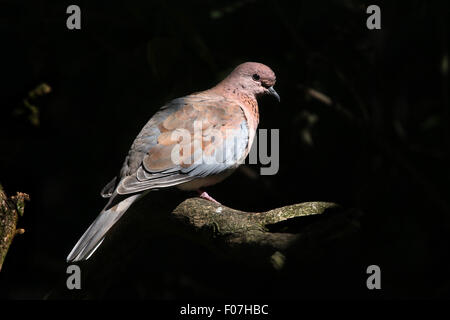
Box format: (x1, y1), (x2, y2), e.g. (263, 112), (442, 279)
(224, 62), (280, 102)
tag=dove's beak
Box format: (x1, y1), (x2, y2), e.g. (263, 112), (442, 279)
(268, 86), (280, 102)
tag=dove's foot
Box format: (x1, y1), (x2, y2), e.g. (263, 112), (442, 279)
(197, 190), (221, 205)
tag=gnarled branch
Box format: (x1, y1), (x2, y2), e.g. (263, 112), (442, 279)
(0, 184), (29, 271)
(170, 199), (342, 268)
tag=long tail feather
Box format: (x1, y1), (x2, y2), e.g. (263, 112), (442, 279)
(66, 193), (141, 262)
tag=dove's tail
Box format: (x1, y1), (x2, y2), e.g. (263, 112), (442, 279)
(66, 193), (141, 262)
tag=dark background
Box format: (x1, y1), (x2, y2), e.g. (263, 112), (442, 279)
(0, 0), (449, 299)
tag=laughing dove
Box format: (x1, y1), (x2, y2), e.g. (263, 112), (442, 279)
(67, 62), (279, 262)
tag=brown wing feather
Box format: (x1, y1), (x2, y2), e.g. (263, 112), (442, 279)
(115, 93), (249, 195)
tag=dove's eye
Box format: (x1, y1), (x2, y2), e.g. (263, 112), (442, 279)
(252, 74), (260, 81)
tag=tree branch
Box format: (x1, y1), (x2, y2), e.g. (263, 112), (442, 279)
(0, 184), (29, 271)
(167, 199), (352, 269)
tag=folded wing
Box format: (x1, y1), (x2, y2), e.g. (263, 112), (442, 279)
(109, 94), (249, 195)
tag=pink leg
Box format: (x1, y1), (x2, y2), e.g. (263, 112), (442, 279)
(197, 190), (221, 205)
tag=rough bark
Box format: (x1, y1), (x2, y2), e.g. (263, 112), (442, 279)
(52, 191), (362, 299)
(170, 199), (342, 268)
(0, 184), (28, 271)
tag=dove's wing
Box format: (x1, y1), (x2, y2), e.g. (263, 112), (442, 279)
(107, 94), (250, 195)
